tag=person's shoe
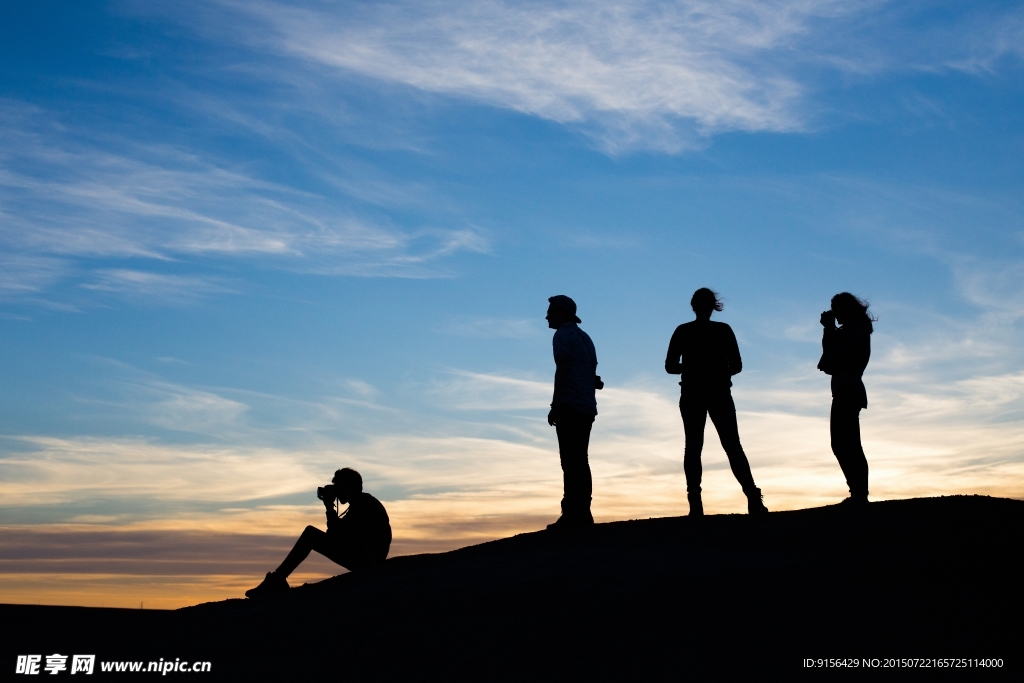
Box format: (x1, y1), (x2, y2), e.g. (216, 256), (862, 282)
(245, 571), (289, 598)
(687, 493), (704, 517)
(546, 511), (594, 531)
(746, 488), (769, 515)
(839, 495), (869, 507)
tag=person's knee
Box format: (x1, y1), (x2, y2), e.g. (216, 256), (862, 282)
(721, 438), (744, 455)
(832, 428), (855, 444)
(561, 458), (589, 474)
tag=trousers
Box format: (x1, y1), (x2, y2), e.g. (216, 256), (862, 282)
(831, 399), (869, 497)
(679, 390), (756, 495)
(554, 404), (594, 514)
(275, 526), (374, 578)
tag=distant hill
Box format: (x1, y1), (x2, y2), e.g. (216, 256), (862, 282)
(5, 496), (1020, 679)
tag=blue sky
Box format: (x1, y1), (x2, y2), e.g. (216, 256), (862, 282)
(2, 0), (1024, 607)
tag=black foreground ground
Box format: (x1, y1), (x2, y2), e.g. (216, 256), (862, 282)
(4, 496), (1022, 679)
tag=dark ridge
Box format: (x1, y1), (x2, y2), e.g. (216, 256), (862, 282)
(4, 496), (1021, 679)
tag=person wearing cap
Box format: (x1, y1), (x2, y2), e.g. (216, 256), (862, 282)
(545, 295), (601, 529)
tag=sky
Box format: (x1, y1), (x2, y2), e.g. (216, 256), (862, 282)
(2, 0), (1023, 608)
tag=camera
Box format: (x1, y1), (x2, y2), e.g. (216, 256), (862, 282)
(316, 484), (337, 502)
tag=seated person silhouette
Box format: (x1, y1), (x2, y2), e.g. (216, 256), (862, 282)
(246, 468), (392, 598)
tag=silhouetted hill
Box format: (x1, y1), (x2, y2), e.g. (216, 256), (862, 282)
(5, 496), (1021, 679)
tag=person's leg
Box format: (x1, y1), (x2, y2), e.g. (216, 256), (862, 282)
(706, 392), (756, 494)
(555, 406), (594, 521)
(708, 391), (767, 514)
(830, 400), (869, 498)
(248, 526), (361, 597)
(680, 394), (708, 516)
(274, 526), (324, 579)
(274, 526), (363, 578)
(679, 395), (707, 495)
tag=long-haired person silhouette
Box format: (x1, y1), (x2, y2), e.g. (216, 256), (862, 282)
(818, 293), (874, 506)
(665, 289), (768, 516)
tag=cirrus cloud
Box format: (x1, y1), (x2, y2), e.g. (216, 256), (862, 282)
(178, 0), (1024, 152)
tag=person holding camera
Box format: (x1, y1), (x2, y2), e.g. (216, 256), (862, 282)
(665, 288), (768, 517)
(818, 293), (874, 506)
(246, 468), (392, 598)
(545, 295), (602, 530)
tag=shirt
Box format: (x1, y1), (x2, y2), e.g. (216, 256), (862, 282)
(664, 319), (742, 391)
(551, 322), (598, 416)
(818, 321), (871, 409)
(327, 492), (392, 563)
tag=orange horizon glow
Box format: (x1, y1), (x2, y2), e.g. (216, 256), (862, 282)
(4, 376), (1024, 609)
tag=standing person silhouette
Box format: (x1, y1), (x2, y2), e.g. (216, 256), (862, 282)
(546, 295), (601, 530)
(665, 288), (768, 517)
(818, 292), (874, 506)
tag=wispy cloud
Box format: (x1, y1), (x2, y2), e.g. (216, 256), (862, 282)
(141, 384), (250, 435)
(927, 4), (1024, 74)
(436, 316), (540, 339)
(6, 362), (1020, 528)
(428, 370), (553, 412)
(185, 0), (1024, 153)
(215, 0), (840, 152)
(0, 255), (69, 299)
(0, 99), (489, 302)
(0, 436), (316, 509)
(80, 270), (235, 306)
(3, 357), (1022, 607)
(423, 365), (1024, 509)
(953, 260), (1024, 323)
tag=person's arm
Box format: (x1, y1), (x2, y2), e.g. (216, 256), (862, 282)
(324, 496), (341, 531)
(548, 381), (564, 426)
(548, 328), (570, 425)
(817, 312), (836, 374)
(852, 328), (871, 376)
(552, 358), (568, 404)
(548, 361), (569, 426)
(665, 327), (684, 374)
(725, 326), (743, 376)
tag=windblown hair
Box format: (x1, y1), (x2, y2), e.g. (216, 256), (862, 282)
(334, 467), (363, 492)
(831, 292), (875, 333)
(691, 287), (724, 314)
